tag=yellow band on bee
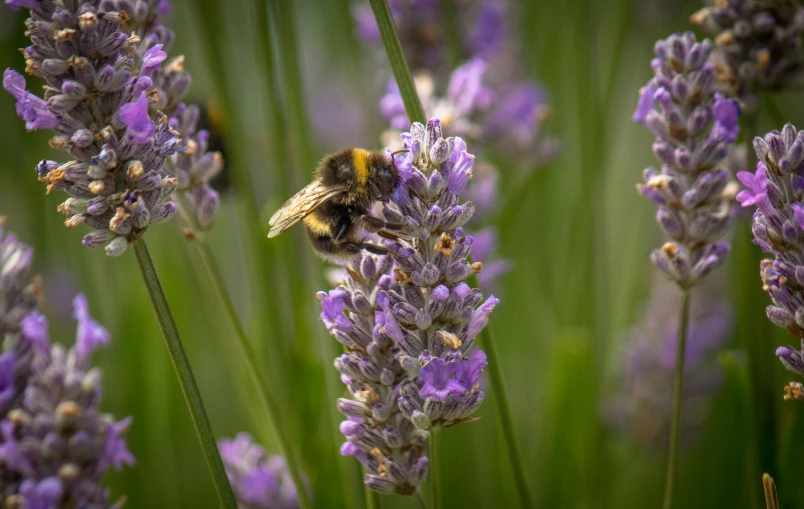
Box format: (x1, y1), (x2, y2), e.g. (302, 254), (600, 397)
(304, 212), (332, 236)
(352, 148), (369, 185)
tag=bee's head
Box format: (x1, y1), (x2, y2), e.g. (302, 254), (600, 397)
(368, 152), (399, 199)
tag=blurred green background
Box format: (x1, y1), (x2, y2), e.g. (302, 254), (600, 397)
(2, 0), (804, 507)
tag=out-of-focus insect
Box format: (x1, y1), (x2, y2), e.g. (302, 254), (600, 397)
(267, 148), (406, 262)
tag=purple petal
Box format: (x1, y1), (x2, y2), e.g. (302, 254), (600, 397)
(141, 44), (167, 78)
(633, 84), (656, 124)
(119, 92), (156, 144)
(73, 293), (110, 358)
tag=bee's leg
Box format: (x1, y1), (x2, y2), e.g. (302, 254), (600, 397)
(333, 219), (352, 243)
(360, 215), (406, 232)
(338, 241), (389, 256)
(375, 229), (405, 241)
(361, 243), (390, 255)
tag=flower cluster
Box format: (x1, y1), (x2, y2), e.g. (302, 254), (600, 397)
(317, 119), (495, 494)
(0, 220), (133, 507)
(736, 123), (804, 397)
(218, 433), (301, 509)
(691, 0), (804, 99)
(3, 0), (224, 256)
(604, 279), (731, 448)
(375, 22), (559, 170)
(634, 32), (741, 288)
(3, 1), (179, 255)
(319, 254), (429, 495)
(380, 120), (494, 431)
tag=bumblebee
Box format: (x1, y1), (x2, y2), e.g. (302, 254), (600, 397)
(268, 148), (404, 261)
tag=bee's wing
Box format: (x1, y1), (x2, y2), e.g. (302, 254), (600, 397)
(267, 179), (346, 238)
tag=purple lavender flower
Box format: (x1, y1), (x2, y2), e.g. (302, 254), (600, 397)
(3, 1), (182, 256)
(316, 120), (496, 494)
(366, 0), (559, 169)
(605, 279), (731, 447)
(378, 119), (492, 430)
(691, 0), (804, 98)
(319, 253), (429, 495)
(219, 433), (302, 509)
(381, 59), (494, 139)
(736, 124), (804, 394)
(379, 64), (519, 291)
(5, 0), (40, 10)
(0, 293), (134, 507)
(0, 219), (133, 505)
(5, 1), (224, 251)
(634, 32), (741, 287)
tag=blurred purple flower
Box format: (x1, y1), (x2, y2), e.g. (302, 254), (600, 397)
(692, 0), (804, 98)
(73, 293), (110, 359)
(219, 433), (302, 509)
(0, 220), (133, 506)
(605, 280), (731, 448)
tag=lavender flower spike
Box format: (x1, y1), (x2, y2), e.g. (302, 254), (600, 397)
(317, 121), (495, 494)
(737, 123), (804, 397)
(219, 433), (302, 509)
(2, 1), (222, 254)
(380, 119), (492, 431)
(604, 279), (731, 447)
(634, 32), (741, 287)
(319, 253), (429, 495)
(691, 0), (804, 98)
(0, 293), (134, 508)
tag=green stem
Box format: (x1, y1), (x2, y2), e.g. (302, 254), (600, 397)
(364, 484), (380, 509)
(194, 238), (312, 509)
(368, 0), (426, 123)
(132, 239), (237, 509)
(439, 0), (461, 69)
(662, 289), (691, 509)
(477, 324), (535, 509)
(428, 429), (442, 509)
(415, 488), (429, 509)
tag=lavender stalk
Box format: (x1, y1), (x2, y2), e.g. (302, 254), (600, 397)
(633, 31), (741, 508)
(663, 290), (690, 509)
(133, 239), (237, 508)
(176, 198), (311, 509)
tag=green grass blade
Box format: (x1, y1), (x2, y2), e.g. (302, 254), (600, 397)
(132, 239), (238, 509)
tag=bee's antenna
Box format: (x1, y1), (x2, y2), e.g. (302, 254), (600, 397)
(389, 149), (410, 171)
